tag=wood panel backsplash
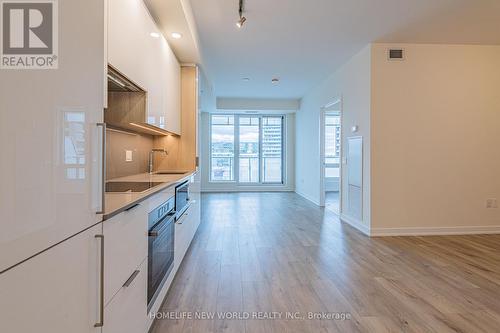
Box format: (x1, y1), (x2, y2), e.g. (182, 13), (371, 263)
(106, 129), (153, 180)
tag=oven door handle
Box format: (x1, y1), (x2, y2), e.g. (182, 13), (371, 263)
(149, 213), (175, 237)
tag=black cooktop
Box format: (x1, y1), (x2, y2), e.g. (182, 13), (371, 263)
(105, 181), (165, 193)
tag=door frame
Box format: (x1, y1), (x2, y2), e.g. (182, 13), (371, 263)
(319, 96), (343, 212)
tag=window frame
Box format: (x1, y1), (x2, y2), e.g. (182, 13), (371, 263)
(209, 113), (286, 185)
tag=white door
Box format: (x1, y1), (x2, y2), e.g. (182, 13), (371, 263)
(0, 0), (105, 271)
(0, 224), (103, 333)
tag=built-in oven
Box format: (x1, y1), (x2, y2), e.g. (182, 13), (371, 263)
(147, 197), (175, 310)
(175, 180), (190, 220)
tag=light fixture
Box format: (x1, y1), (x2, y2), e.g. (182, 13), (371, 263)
(236, 0), (246, 28)
(236, 16), (246, 28)
(171, 32), (182, 39)
(271, 78), (280, 84)
(107, 74), (126, 88)
(150, 32), (160, 38)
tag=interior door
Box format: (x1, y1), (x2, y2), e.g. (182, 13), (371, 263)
(0, 0), (105, 272)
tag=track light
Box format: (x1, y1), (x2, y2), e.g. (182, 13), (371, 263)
(236, 0), (246, 28)
(236, 16), (246, 28)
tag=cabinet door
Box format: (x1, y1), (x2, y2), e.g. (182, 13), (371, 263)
(103, 259), (150, 333)
(0, 224), (103, 333)
(103, 203), (148, 305)
(0, 0), (105, 272)
(108, 0), (149, 89)
(108, 0), (178, 131)
(162, 41), (181, 134)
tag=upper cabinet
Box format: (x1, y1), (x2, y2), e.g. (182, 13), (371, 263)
(107, 0), (181, 135)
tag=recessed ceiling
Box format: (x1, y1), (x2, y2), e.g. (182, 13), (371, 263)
(189, 0), (500, 99)
(145, 0), (201, 64)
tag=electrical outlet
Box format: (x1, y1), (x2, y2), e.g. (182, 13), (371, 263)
(486, 198), (498, 209)
(125, 150), (133, 162)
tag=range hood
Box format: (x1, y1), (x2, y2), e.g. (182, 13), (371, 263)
(105, 66), (176, 136)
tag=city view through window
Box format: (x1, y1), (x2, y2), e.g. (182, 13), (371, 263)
(211, 114), (284, 183)
(325, 113), (341, 178)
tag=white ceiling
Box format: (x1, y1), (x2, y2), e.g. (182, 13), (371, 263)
(189, 0), (500, 99)
(145, 0), (201, 64)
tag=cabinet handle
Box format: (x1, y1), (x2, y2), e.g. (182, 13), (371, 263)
(94, 234), (104, 328)
(123, 270), (140, 288)
(125, 203), (140, 212)
(96, 123), (106, 215)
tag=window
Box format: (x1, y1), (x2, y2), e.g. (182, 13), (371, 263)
(210, 114), (285, 184)
(324, 113), (341, 178)
(262, 116), (283, 183)
(211, 115), (235, 181)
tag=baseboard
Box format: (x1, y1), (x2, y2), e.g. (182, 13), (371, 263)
(295, 190), (320, 206)
(340, 214), (370, 236)
(371, 225), (500, 237)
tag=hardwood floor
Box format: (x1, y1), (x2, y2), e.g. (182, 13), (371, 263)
(151, 192), (500, 333)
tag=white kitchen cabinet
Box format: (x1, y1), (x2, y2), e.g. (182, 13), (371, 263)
(162, 43), (182, 134)
(0, 0), (105, 272)
(0, 224), (103, 333)
(174, 174), (201, 267)
(103, 203), (148, 306)
(108, 0), (181, 134)
(103, 259), (150, 333)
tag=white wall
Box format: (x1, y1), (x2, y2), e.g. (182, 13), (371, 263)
(295, 45), (372, 230)
(295, 46), (371, 230)
(371, 43), (500, 235)
(200, 112), (296, 192)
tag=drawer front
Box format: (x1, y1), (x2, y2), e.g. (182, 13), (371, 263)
(174, 203), (199, 267)
(103, 259), (149, 333)
(143, 188), (175, 213)
(104, 202), (148, 305)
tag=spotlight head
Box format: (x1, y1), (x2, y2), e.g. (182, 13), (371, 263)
(236, 16), (247, 28)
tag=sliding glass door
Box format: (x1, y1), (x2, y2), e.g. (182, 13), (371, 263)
(239, 117), (260, 183)
(210, 114), (284, 184)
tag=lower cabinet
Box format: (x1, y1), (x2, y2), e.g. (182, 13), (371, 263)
(0, 224), (103, 333)
(103, 259), (150, 333)
(0, 178), (201, 333)
(174, 197), (200, 268)
(103, 203), (148, 306)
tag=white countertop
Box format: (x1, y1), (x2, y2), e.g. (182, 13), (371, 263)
(104, 170), (196, 219)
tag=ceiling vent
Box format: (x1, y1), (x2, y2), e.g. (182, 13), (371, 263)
(388, 48), (404, 61)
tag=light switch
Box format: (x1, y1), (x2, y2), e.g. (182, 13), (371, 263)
(125, 150), (133, 162)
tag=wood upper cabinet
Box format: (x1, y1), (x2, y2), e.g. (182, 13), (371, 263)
(108, 0), (181, 135)
(0, 224), (103, 333)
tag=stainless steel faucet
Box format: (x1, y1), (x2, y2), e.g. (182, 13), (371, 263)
(149, 148), (168, 174)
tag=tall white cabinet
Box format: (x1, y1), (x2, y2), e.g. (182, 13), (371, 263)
(0, 0), (105, 272)
(107, 0), (181, 134)
(0, 0), (106, 331)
